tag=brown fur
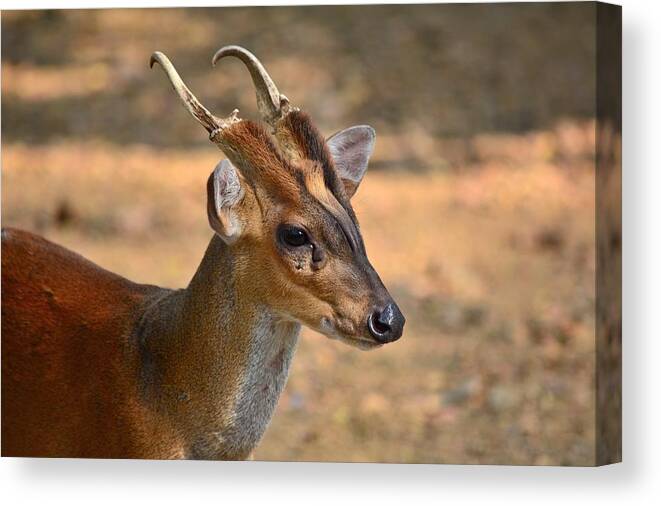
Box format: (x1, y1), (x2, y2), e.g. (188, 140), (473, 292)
(1, 228), (184, 458)
(280, 111), (352, 207)
(220, 113), (355, 218)
(219, 120), (301, 203)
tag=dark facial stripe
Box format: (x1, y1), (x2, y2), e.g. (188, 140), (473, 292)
(333, 211), (361, 254)
(304, 180), (365, 256)
(282, 111), (333, 171)
(281, 111), (356, 212)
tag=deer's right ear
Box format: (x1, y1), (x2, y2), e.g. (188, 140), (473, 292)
(207, 159), (245, 244)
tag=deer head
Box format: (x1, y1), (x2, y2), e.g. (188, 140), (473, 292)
(150, 46), (404, 349)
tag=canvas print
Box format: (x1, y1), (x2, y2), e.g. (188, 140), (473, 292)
(0, 2), (621, 465)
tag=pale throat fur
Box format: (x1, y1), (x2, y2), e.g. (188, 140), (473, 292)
(135, 235), (301, 460)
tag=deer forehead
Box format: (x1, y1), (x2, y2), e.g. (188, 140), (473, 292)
(221, 120), (354, 229)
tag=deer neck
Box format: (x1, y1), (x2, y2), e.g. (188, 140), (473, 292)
(137, 234), (300, 460)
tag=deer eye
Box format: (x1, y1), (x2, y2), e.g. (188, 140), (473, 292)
(278, 225), (309, 248)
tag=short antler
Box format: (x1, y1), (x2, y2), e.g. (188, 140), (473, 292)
(212, 45), (295, 127)
(150, 51), (240, 140)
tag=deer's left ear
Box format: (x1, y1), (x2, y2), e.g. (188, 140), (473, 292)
(327, 125), (376, 198)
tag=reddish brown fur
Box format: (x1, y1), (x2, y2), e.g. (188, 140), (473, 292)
(220, 120), (302, 202)
(1, 228), (184, 458)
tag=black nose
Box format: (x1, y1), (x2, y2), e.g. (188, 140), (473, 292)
(367, 302), (405, 343)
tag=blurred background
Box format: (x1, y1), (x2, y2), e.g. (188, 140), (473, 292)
(2, 4), (598, 465)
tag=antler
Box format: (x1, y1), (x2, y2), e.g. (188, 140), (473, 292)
(150, 51), (240, 140)
(212, 45), (295, 127)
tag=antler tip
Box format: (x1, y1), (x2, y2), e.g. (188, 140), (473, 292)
(149, 51), (164, 69)
(211, 45), (237, 67)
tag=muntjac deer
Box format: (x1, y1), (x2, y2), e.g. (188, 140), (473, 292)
(1, 46), (404, 460)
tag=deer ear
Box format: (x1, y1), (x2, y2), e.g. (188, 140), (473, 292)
(206, 159), (244, 244)
(327, 125), (376, 198)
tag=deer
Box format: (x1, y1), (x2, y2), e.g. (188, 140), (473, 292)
(1, 46), (405, 460)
